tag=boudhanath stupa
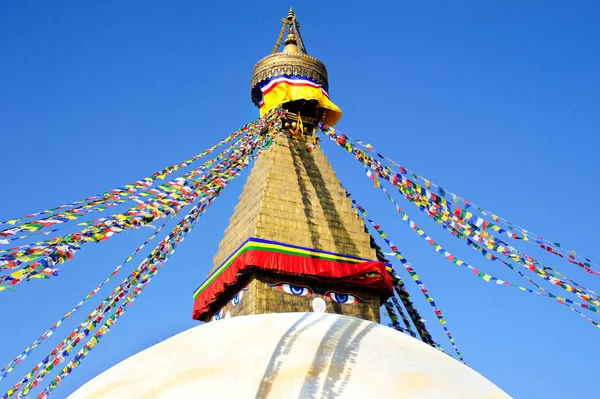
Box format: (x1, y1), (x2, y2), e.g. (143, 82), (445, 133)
(68, 8), (510, 399)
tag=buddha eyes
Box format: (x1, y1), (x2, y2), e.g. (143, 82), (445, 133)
(232, 293), (242, 305)
(230, 287), (249, 306)
(325, 292), (364, 305)
(211, 287), (249, 322)
(270, 283), (312, 297)
(211, 308), (225, 321)
(268, 282), (365, 305)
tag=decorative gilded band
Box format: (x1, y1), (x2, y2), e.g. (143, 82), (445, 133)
(193, 237), (371, 300)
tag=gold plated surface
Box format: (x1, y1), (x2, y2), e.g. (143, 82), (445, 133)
(211, 134), (376, 272)
(250, 52), (329, 106)
(250, 8), (329, 107)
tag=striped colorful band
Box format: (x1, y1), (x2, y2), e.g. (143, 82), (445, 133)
(193, 237), (372, 299)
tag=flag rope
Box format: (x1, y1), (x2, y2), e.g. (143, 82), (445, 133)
(320, 123), (600, 276)
(320, 125), (600, 306)
(0, 115), (264, 234)
(321, 126), (600, 330)
(0, 111), (283, 291)
(4, 112), (283, 399)
(346, 190), (465, 362)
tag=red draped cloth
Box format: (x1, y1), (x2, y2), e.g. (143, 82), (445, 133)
(193, 249), (393, 320)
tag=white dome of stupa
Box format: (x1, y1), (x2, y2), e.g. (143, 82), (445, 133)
(68, 313), (510, 398)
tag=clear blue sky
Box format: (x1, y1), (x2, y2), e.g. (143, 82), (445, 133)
(1, 1), (599, 397)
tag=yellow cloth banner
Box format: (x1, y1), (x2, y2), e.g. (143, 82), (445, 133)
(259, 81), (342, 126)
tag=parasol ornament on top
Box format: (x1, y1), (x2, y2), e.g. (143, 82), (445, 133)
(250, 7), (342, 130)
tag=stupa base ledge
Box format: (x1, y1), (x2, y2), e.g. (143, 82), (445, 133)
(68, 313), (512, 399)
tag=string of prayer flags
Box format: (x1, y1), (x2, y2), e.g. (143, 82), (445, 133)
(0, 212), (178, 382)
(384, 161), (600, 304)
(401, 169), (600, 304)
(385, 179), (600, 319)
(12, 201), (209, 399)
(347, 191), (465, 362)
(5, 112), (283, 399)
(320, 123), (600, 275)
(346, 149), (600, 329)
(0, 129), (258, 266)
(0, 119), (243, 234)
(432, 212), (600, 328)
(392, 280), (443, 353)
(0, 129), (275, 290)
(0, 229), (64, 249)
(390, 295), (416, 337)
(0, 112), (279, 241)
(348, 125), (584, 285)
(320, 124), (600, 307)
(383, 301), (406, 332)
(0, 193), (185, 287)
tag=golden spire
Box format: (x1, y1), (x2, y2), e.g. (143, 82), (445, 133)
(250, 9), (329, 107)
(282, 26), (300, 54)
(268, 6), (307, 55)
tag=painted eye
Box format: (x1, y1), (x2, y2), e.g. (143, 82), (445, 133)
(326, 292), (364, 304)
(232, 294), (241, 305)
(211, 308), (225, 321)
(270, 283), (312, 297)
(230, 287), (248, 307)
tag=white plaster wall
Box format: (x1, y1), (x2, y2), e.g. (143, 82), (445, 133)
(69, 313), (511, 399)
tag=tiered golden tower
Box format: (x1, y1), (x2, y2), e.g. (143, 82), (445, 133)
(193, 9), (392, 323)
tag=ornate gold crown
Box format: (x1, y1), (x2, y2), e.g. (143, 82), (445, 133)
(250, 8), (329, 107)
